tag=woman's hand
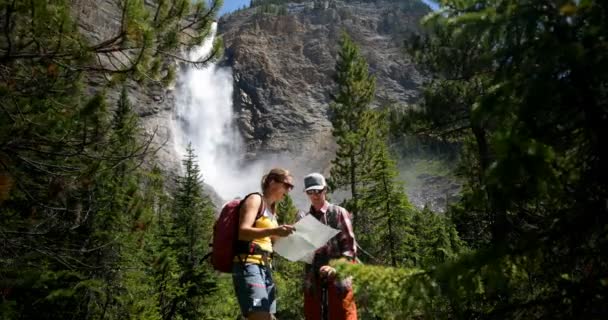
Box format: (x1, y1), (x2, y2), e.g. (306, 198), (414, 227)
(319, 265), (336, 279)
(273, 224), (295, 237)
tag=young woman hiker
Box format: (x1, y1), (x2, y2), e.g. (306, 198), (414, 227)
(232, 168), (296, 320)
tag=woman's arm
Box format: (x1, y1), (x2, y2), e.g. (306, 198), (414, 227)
(271, 210), (304, 242)
(238, 194), (294, 241)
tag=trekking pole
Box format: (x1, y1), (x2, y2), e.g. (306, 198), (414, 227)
(321, 278), (329, 320)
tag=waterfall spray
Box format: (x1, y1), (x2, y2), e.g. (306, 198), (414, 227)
(174, 23), (269, 200)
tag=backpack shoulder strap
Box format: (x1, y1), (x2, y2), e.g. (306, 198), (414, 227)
(234, 193), (269, 258)
(241, 192), (265, 221)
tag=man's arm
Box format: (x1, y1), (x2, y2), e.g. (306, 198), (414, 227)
(319, 207), (357, 278)
(337, 207), (357, 261)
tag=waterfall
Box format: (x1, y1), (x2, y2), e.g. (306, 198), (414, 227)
(173, 23), (269, 201)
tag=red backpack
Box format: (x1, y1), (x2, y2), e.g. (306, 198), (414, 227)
(211, 193), (265, 273)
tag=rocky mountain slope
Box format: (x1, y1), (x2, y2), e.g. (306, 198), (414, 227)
(71, 0), (456, 210)
(217, 1), (459, 209)
(72, 0), (194, 178)
(219, 0), (428, 162)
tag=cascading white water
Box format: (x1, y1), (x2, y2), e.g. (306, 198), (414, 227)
(174, 23), (270, 200)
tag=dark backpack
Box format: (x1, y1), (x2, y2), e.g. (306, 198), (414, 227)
(211, 193), (264, 273)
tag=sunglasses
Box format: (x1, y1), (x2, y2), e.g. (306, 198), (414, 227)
(281, 181), (294, 191)
(306, 189), (324, 195)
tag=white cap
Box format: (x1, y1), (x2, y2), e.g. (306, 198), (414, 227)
(303, 173), (327, 191)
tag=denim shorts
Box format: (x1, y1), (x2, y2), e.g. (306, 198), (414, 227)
(232, 263), (276, 316)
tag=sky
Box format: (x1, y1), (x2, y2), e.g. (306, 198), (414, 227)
(218, 0), (251, 16)
(421, 0), (439, 11)
(218, 0), (439, 16)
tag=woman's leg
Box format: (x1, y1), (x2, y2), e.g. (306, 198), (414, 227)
(248, 264), (276, 320)
(233, 263), (275, 320)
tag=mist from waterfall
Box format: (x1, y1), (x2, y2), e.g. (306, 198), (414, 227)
(172, 25), (451, 210)
(173, 23), (271, 201)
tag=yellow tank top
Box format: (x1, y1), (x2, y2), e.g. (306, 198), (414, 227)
(235, 208), (278, 265)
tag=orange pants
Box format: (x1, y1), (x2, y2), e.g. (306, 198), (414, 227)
(303, 279), (358, 320)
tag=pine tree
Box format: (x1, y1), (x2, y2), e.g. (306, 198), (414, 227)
(273, 193), (305, 319)
(404, 7), (498, 246)
(329, 31), (377, 228)
(90, 87), (161, 318)
(276, 193), (298, 225)
(0, 1), (223, 318)
(356, 111), (409, 266)
(327, 33), (462, 270)
(162, 144), (216, 320)
(377, 0), (608, 318)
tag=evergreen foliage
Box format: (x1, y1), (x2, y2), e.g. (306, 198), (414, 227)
(249, 0), (428, 9)
(0, 85), (168, 318)
(333, 261), (435, 319)
(274, 194), (305, 320)
(328, 31), (463, 271)
(250, 0), (300, 7)
(276, 193), (299, 225)
(253, 3), (289, 16)
(158, 145), (216, 320)
(193, 276), (241, 319)
(362, 0), (608, 318)
(3, 0), (606, 318)
(0, 1), (222, 318)
(356, 110), (413, 267)
(328, 31), (377, 222)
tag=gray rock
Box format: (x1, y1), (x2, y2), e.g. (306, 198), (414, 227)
(72, 0), (183, 176)
(72, 0), (459, 210)
(218, 1), (450, 208)
(219, 1), (427, 166)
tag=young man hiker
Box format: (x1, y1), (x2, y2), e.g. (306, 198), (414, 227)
(297, 173), (358, 320)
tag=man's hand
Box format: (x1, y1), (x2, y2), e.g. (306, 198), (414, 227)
(273, 224), (295, 237)
(319, 265), (336, 279)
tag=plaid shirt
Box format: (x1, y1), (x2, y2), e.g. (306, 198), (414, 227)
(297, 201), (357, 293)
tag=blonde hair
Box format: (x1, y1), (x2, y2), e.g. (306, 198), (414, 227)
(260, 168), (292, 213)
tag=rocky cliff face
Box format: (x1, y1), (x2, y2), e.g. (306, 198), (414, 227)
(71, 0), (456, 210)
(72, 0), (182, 175)
(219, 1), (428, 165)
(72, 0), (228, 204)
(218, 1), (456, 209)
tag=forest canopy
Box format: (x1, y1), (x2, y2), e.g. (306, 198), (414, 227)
(1, 0), (607, 319)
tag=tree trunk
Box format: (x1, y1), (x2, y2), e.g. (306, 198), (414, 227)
(472, 124), (507, 243)
(349, 152), (358, 230)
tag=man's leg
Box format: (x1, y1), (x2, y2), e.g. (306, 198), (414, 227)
(328, 282), (358, 320)
(303, 289), (322, 320)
